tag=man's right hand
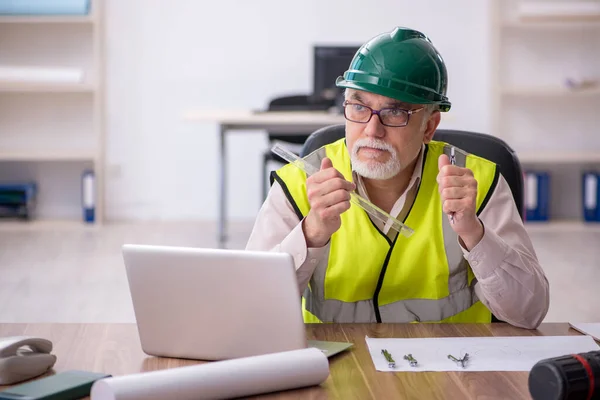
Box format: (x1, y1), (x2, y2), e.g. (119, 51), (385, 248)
(302, 157), (356, 248)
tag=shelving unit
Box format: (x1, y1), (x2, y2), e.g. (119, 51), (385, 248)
(501, 86), (600, 97)
(490, 0), (600, 231)
(0, 15), (95, 24)
(518, 151), (600, 164)
(0, 82), (96, 92)
(525, 220), (600, 233)
(0, 150), (96, 162)
(0, 0), (104, 228)
(502, 20), (600, 30)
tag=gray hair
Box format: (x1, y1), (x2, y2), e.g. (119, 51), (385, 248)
(420, 103), (439, 130)
(424, 103), (439, 113)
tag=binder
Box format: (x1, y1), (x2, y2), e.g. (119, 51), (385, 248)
(0, 182), (37, 219)
(582, 171), (600, 222)
(524, 172), (550, 221)
(81, 170), (95, 223)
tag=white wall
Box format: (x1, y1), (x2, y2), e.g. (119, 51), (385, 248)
(103, 0), (493, 221)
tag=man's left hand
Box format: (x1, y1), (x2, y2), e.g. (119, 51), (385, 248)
(437, 154), (484, 251)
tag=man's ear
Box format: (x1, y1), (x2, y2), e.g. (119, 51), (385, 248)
(423, 110), (441, 144)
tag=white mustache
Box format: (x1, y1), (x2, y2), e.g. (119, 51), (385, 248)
(351, 138), (401, 180)
(353, 138), (396, 155)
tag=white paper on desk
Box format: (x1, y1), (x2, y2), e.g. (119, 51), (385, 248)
(569, 322), (600, 342)
(90, 347), (329, 400)
(366, 335), (599, 372)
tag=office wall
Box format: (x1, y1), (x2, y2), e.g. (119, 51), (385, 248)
(103, 0), (493, 221)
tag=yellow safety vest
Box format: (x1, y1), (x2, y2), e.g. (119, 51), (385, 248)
(271, 138), (500, 323)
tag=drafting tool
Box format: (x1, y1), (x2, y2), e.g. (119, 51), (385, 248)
(271, 144), (415, 237)
(381, 349), (395, 368)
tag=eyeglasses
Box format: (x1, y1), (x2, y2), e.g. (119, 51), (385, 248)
(343, 101), (424, 127)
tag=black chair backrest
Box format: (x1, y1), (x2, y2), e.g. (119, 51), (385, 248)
(433, 129), (524, 219)
(300, 124), (345, 156)
(301, 124), (524, 219)
(268, 95), (332, 144)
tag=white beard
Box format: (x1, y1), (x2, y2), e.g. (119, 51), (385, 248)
(350, 138), (401, 180)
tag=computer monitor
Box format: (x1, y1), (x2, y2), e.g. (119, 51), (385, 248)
(313, 45), (360, 103)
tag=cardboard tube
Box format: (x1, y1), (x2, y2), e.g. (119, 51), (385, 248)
(91, 347), (329, 400)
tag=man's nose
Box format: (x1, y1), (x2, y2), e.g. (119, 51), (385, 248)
(363, 112), (386, 138)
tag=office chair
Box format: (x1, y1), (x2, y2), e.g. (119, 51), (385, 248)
(300, 124), (525, 324)
(300, 124), (525, 218)
(261, 94), (332, 201)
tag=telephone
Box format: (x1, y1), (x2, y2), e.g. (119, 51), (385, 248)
(0, 336), (57, 385)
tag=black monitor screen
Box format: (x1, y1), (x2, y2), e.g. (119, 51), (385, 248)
(313, 45), (360, 101)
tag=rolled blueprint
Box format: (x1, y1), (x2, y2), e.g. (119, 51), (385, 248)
(90, 347), (329, 400)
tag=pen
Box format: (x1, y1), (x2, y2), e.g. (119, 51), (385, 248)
(449, 147), (456, 224)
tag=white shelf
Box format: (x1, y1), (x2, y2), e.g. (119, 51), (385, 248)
(492, 0), (600, 232)
(0, 82), (95, 93)
(525, 220), (600, 233)
(501, 87), (600, 97)
(0, 0), (105, 223)
(518, 151), (600, 164)
(0, 150), (96, 162)
(0, 219), (98, 232)
(0, 15), (95, 24)
(503, 20), (600, 30)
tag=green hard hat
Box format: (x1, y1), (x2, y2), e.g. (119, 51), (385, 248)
(336, 27), (451, 112)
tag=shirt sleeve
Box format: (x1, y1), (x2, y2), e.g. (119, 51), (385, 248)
(245, 181), (329, 291)
(460, 174), (550, 329)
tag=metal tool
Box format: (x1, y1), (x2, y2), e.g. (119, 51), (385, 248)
(271, 143), (415, 238)
(448, 353), (469, 368)
(381, 349), (395, 368)
(403, 353), (418, 367)
(449, 146), (456, 224)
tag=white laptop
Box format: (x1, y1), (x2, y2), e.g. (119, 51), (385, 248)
(122, 244), (308, 361)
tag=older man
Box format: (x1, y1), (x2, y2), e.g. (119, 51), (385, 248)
(246, 27), (549, 329)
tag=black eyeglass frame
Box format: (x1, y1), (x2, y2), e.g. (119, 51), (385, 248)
(342, 100), (425, 127)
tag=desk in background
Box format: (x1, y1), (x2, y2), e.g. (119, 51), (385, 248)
(0, 323), (580, 399)
(184, 110), (345, 248)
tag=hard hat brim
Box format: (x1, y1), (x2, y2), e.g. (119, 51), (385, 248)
(336, 76), (451, 112)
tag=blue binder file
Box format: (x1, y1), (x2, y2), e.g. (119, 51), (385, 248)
(582, 172), (600, 222)
(525, 172), (550, 222)
(0, 182), (37, 219)
(81, 170), (95, 223)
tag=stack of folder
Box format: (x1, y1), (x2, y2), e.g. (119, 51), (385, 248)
(0, 182), (37, 220)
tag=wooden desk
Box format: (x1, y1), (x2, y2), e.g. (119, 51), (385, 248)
(0, 323), (579, 399)
(184, 110), (346, 248)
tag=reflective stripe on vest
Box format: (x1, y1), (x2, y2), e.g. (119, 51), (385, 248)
(273, 138), (499, 323)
